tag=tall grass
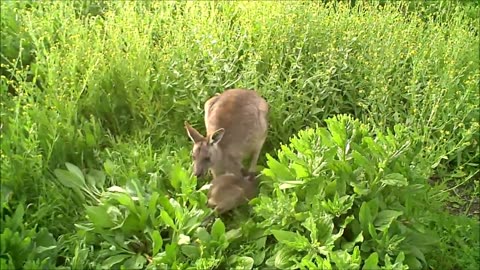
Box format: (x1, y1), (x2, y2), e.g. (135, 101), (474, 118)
(1, 0), (478, 269)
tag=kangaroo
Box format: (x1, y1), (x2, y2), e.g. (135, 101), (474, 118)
(207, 171), (260, 214)
(184, 88), (269, 179)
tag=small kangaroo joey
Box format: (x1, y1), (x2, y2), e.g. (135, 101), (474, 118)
(207, 171), (260, 215)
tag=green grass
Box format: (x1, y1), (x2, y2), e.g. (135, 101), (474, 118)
(1, 0), (478, 269)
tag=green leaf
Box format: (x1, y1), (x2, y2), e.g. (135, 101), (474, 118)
(395, 252), (406, 264)
(374, 210), (403, 231)
(271, 230), (309, 250)
(301, 216), (317, 243)
(326, 117), (347, 148)
(54, 169), (85, 189)
(352, 150), (375, 175)
(88, 169), (106, 188)
(266, 153), (295, 180)
(109, 193), (137, 213)
(195, 227), (211, 243)
(165, 243), (177, 263)
(101, 254), (131, 269)
(341, 231), (364, 251)
(225, 228), (242, 242)
(362, 252), (379, 270)
(170, 163), (186, 191)
(407, 245), (426, 265)
(65, 162), (85, 186)
(272, 247), (295, 269)
(211, 218), (225, 241)
(160, 210), (177, 231)
(148, 192), (160, 221)
(381, 173), (408, 187)
(104, 159), (116, 176)
(85, 205), (115, 228)
(123, 254), (147, 269)
(359, 202), (372, 234)
(151, 230), (163, 255)
(291, 163), (310, 178)
(228, 255), (254, 269)
(181, 245), (200, 259)
(158, 195), (175, 217)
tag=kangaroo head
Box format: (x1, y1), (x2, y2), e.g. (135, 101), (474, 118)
(184, 121), (225, 178)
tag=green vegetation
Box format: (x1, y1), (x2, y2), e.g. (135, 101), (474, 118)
(1, 0), (478, 269)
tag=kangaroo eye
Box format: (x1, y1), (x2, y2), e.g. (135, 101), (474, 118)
(204, 157), (211, 162)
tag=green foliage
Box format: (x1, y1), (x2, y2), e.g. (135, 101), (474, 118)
(254, 115), (440, 269)
(1, 1), (478, 269)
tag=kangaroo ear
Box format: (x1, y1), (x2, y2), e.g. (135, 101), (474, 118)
(185, 121), (204, 143)
(209, 128), (225, 145)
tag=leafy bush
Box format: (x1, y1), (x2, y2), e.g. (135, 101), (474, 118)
(252, 115), (442, 269)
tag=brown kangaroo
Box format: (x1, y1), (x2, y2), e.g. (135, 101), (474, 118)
(185, 88), (269, 179)
(207, 171), (260, 214)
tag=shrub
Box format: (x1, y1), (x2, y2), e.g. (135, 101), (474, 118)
(251, 115), (456, 269)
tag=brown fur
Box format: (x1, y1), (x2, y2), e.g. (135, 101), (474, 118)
(207, 171), (259, 214)
(185, 88), (269, 178)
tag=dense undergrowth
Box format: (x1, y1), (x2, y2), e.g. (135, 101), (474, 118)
(1, 0), (479, 269)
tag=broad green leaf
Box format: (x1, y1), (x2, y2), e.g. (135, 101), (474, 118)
(266, 153), (295, 180)
(374, 210), (403, 231)
(170, 163), (186, 191)
(291, 163), (309, 178)
(101, 254), (131, 269)
(123, 254), (146, 269)
(407, 245), (426, 265)
(341, 231), (364, 251)
(331, 250), (351, 269)
(165, 243), (177, 263)
(121, 213), (143, 234)
(85, 205), (115, 228)
(381, 173), (408, 187)
(151, 230), (163, 255)
(160, 210), (177, 231)
(404, 254), (422, 269)
(158, 195), (175, 217)
(8, 203), (24, 231)
(65, 162), (85, 186)
(301, 216), (317, 243)
(326, 117), (347, 148)
(270, 247), (295, 269)
(88, 169), (106, 188)
(109, 193), (137, 213)
(359, 202), (372, 234)
(362, 252), (379, 270)
(181, 245), (200, 259)
(253, 250), (266, 266)
(54, 169), (85, 189)
(271, 230), (309, 250)
(225, 228), (242, 242)
(195, 227), (211, 243)
(104, 159), (116, 176)
(352, 150), (375, 175)
(148, 192), (160, 220)
(228, 255), (254, 269)
(395, 252), (406, 264)
(211, 218), (225, 241)
(35, 227), (56, 248)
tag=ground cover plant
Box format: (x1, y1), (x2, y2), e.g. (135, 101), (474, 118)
(1, 0), (479, 269)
